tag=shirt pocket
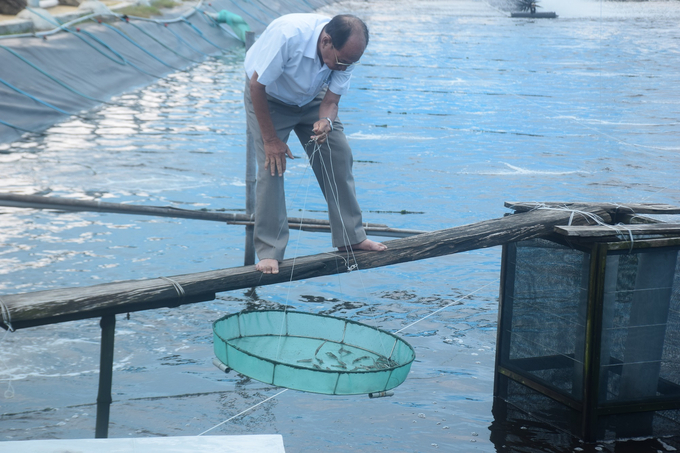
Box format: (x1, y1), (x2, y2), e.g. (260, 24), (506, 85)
(307, 71), (331, 98)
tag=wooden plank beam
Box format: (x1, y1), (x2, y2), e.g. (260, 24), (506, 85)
(0, 206), (611, 331)
(555, 224), (680, 238)
(618, 213), (663, 225)
(506, 201), (680, 215)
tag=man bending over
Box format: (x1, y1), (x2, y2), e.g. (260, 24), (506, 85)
(244, 13), (387, 274)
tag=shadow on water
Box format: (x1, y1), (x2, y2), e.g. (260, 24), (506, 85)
(489, 398), (680, 452)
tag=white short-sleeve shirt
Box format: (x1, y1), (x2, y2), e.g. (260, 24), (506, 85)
(244, 14), (354, 107)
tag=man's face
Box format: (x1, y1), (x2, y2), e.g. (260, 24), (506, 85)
(331, 47), (355, 71)
(321, 33), (365, 71)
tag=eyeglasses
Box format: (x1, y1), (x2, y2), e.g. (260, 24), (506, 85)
(332, 46), (360, 67)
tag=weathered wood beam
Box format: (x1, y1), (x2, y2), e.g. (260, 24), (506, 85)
(555, 223), (680, 238)
(618, 213), (663, 225)
(0, 206), (611, 331)
(555, 224), (680, 238)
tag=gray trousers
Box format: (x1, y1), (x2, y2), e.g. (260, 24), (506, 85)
(244, 80), (367, 262)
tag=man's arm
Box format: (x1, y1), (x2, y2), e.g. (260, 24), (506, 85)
(311, 90), (341, 144)
(250, 71), (294, 177)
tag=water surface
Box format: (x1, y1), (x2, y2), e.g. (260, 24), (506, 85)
(1, 0), (680, 451)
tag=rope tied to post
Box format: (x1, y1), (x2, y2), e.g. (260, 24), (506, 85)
(159, 276), (186, 304)
(0, 296), (14, 332)
(531, 203), (638, 252)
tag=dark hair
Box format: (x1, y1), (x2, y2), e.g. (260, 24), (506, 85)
(324, 15), (369, 50)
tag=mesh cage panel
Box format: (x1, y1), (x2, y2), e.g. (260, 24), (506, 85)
(599, 248), (680, 403)
(503, 239), (590, 399)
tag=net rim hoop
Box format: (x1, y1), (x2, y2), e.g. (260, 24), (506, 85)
(212, 309), (416, 374)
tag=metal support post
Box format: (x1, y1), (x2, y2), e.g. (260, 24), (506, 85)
(95, 314), (116, 438)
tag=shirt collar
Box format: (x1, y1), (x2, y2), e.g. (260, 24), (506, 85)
(304, 21), (327, 63)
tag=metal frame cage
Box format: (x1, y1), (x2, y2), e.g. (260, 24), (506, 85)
(494, 235), (680, 441)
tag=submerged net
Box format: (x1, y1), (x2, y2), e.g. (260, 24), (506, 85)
(213, 310), (415, 395)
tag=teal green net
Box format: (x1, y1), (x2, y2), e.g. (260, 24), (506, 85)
(213, 310), (416, 395)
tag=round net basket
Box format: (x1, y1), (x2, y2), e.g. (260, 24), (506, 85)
(213, 310), (415, 395)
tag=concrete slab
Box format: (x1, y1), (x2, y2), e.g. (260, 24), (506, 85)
(0, 435), (286, 452)
(0, 18), (33, 34)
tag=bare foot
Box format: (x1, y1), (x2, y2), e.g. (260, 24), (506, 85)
(256, 258), (279, 274)
(338, 239), (387, 252)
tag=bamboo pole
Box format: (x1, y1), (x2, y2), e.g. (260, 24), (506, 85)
(227, 221), (425, 238)
(0, 193), (399, 232)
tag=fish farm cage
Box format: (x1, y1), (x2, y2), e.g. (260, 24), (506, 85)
(494, 224), (680, 441)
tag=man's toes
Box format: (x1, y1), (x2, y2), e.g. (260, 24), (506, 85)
(361, 239), (386, 251)
(256, 259), (279, 274)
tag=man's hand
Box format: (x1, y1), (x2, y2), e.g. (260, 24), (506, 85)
(264, 137), (293, 177)
(249, 72), (293, 177)
(311, 118), (332, 144)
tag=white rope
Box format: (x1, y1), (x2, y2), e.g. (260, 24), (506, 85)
(275, 136), (364, 360)
(531, 203), (637, 251)
(3, 379), (14, 399)
(0, 296), (15, 399)
(305, 137), (390, 355)
(0, 296), (14, 333)
(637, 179), (680, 205)
(206, 137), (318, 430)
(395, 282), (496, 334)
(305, 138), (361, 272)
(275, 158), (318, 360)
(0, 348), (15, 399)
(197, 388), (288, 436)
(0, 338), (15, 399)
(159, 276), (186, 301)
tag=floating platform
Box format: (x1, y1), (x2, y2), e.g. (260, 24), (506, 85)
(511, 12), (558, 18)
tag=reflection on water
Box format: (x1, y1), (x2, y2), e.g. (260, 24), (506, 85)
(1, 0), (680, 451)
